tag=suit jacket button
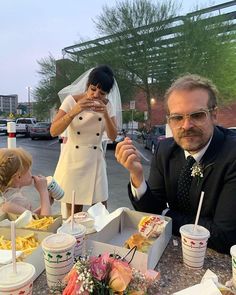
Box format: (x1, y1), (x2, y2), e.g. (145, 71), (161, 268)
(94, 146), (97, 149)
(75, 145), (79, 149)
(98, 118), (102, 121)
(96, 133), (100, 136)
(79, 117), (83, 120)
(77, 131), (80, 135)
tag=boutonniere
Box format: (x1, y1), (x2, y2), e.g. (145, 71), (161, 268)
(191, 162), (214, 184)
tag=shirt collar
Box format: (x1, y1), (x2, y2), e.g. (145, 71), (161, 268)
(184, 136), (212, 163)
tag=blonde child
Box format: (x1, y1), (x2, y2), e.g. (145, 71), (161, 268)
(0, 148), (52, 215)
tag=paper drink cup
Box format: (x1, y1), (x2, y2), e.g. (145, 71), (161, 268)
(57, 223), (86, 258)
(46, 176), (64, 201)
(0, 262), (35, 295)
(41, 233), (76, 289)
(179, 224), (210, 269)
(230, 245), (236, 290)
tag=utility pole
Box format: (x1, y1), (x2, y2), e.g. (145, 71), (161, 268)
(27, 86), (31, 116)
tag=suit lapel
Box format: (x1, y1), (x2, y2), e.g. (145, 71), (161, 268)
(189, 127), (225, 212)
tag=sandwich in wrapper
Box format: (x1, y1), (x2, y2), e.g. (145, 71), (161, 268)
(138, 216), (164, 239)
(124, 215), (165, 253)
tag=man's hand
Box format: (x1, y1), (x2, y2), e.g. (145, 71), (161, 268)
(115, 137), (144, 188)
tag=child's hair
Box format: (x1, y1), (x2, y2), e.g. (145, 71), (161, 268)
(0, 148), (32, 193)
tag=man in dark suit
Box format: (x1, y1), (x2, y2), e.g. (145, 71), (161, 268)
(115, 74), (236, 254)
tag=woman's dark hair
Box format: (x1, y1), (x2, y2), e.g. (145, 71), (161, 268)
(87, 65), (114, 93)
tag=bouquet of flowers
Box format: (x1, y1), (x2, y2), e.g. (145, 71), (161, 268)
(62, 251), (160, 295)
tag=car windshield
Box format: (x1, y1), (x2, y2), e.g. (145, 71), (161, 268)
(0, 120), (7, 125)
(153, 126), (165, 135)
(35, 123), (50, 127)
(17, 119), (36, 124)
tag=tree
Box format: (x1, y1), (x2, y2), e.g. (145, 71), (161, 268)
(34, 55), (86, 120)
(93, 0), (179, 117)
(172, 14), (236, 103)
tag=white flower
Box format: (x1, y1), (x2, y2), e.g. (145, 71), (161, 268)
(191, 163), (204, 179)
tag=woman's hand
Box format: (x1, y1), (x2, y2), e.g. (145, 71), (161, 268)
(72, 93), (95, 115)
(90, 98), (108, 115)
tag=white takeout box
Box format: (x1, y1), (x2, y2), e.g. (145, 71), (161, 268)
(0, 228), (51, 280)
(0, 212), (62, 233)
(87, 208), (172, 272)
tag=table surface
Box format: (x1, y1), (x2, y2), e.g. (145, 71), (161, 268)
(32, 236), (232, 294)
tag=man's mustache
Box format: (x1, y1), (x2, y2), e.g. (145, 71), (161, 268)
(179, 129), (202, 137)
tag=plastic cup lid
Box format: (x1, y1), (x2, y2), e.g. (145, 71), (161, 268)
(57, 223), (86, 236)
(230, 245), (236, 257)
(0, 262), (35, 291)
(42, 233), (76, 251)
(180, 224), (210, 239)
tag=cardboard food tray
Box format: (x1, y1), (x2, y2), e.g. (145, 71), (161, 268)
(87, 208), (172, 272)
(0, 212), (62, 233)
(0, 228), (51, 280)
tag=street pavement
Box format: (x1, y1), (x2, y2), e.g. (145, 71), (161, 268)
(0, 134), (152, 214)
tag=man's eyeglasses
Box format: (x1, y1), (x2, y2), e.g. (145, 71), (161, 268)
(166, 108), (215, 127)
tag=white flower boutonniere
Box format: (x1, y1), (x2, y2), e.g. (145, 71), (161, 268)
(191, 162), (214, 185)
(191, 163), (204, 177)
(191, 163), (204, 184)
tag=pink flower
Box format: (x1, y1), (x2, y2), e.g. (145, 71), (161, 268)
(89, 253), (110, 281)
(109, 259), (132, 292)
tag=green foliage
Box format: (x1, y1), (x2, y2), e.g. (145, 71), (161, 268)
(172, 14), (236, 103)
(93, 0), (179, 109)
(122, 110), (144, 123)
(34, 0), (236, 116)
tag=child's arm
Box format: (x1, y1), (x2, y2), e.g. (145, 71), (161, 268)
(32, 175), (52, 216)
(1, 202), (28, 215)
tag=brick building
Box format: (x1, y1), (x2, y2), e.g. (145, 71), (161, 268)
(125, 90), (236, 129)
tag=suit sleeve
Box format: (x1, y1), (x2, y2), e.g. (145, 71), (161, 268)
(128, 142), (169, 215)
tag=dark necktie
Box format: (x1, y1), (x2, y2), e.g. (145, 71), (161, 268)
(176, 156), (196, 212)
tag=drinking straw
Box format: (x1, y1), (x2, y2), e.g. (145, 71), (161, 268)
(193, 191), (205, 232)
(11, 221), (17, 273)
(136, 148), (150, 162)
(71, 190), (75, 232)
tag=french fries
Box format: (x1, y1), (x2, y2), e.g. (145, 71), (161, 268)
(25, 216), (54, 230)
(0, 233), (39, 257)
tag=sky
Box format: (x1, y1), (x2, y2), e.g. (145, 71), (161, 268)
(0, 0), (230, 102)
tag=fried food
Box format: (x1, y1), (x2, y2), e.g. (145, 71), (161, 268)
(25, 216), (54, 230)
(0, 233), (39, 257)
(124, 233), (154, 253)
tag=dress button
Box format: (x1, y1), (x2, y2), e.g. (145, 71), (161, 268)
(77, 131), (80, 135)
(96, 133), (100, 136)
(75, 145), (79, 149)
(98, 118), (102, 121)
(94, 146), (97, 149)
(79, 117), (83, 120)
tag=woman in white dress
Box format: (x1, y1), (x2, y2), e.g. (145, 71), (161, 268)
(50, 65), (122, 215)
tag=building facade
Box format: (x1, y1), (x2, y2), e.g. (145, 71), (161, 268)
(0, 94), (18, 115)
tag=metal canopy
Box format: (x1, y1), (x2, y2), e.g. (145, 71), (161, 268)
(62, 1), (236, 80)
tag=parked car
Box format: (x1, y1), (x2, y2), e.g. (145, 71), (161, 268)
(0, 119), (14, 134)
(228, 127), (236, 136)
(29, 122), (53, 140)
(16, 117), (37, 136)
(105, 131), (125, 149)
(145, 124), (166, 154)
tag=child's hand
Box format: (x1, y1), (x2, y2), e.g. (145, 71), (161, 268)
(32, 175), (48, 195)
(49, 192), (54, 205)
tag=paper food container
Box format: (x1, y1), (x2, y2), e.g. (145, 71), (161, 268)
(0, 212), (62, 233)
(87, 208), (172, 272)
(0, 228), (51, 280)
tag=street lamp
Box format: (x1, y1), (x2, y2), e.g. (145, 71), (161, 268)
(26, 86), (31, 116)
